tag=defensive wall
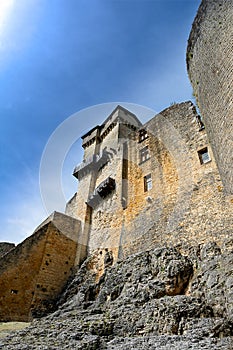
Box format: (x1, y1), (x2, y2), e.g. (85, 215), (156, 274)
(187, 0), (233, 195)
(0, 212), (81, 321)
(0, 243), (15, 258)
(67, 103), (233, 260)
(122, 102), (232, 256)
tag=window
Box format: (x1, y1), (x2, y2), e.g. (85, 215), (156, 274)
(87, 177), (116, 207)
(139, 129), (148, 142)
(11, 289), (18, 294)
(139, 146), (150, 163)
(196, 115), (205, 131)
(144, 174), (152, 192)
(198, 147), (211, 164)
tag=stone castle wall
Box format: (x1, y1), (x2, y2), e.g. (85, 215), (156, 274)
(121, 102), (232, 257)
(187, 0), (233, 195)
(0, 243), (15, 258)
(1, 0), (233, 323)
(66, 106), (141, 260)
(0, 213), (80, 321)
(67, 102), (233, 260)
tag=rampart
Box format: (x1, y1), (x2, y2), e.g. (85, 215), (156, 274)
(0, 212), (81, 321)
(187, 0), (233, 195)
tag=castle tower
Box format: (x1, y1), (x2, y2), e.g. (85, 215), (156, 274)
(66, 102), (232, 261)
(187, 0), (233, 195)
(66, 106), (142, 260)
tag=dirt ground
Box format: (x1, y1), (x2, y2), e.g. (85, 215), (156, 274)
(0, 322), (30, 338)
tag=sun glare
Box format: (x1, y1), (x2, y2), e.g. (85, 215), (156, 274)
(0, 0), (15, 33)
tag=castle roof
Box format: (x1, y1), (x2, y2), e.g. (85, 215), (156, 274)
(81, 105), (142, 140)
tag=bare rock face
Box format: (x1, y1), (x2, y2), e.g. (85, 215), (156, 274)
(191, 240), (233, 324)
(0, 244), (232, 349)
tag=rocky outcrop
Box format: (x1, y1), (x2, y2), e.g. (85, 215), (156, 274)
(0, 242), (232, 349)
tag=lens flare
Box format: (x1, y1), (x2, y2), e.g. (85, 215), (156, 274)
(0, 0), (14, 32)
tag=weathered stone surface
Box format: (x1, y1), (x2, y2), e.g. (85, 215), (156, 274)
(66, 101), (233, 262)
(0, 243), (15, 258)
(1, 1), (233, 348)
(190, 241), (233, 322)
(0, 212), (81, 322)
(1, 99), (233, 324)
(187, 0), (233, 195)
(0, 244), (232, 349)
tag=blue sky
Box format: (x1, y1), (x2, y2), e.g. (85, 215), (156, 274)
(0, 0), (200, 244)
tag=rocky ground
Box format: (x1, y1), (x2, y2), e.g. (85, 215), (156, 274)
(0, 240), (232, 349)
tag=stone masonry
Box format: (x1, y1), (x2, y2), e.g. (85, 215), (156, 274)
(187, 0), (233, 195)
(0, 212), (81, 321)
(0, 0), (232, 325)
(66, 102), (233, 260)
(0, 101), (232, 322)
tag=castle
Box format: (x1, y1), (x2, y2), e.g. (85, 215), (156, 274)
(0, 0), (232, 322)
(187, 0), (233, 195)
